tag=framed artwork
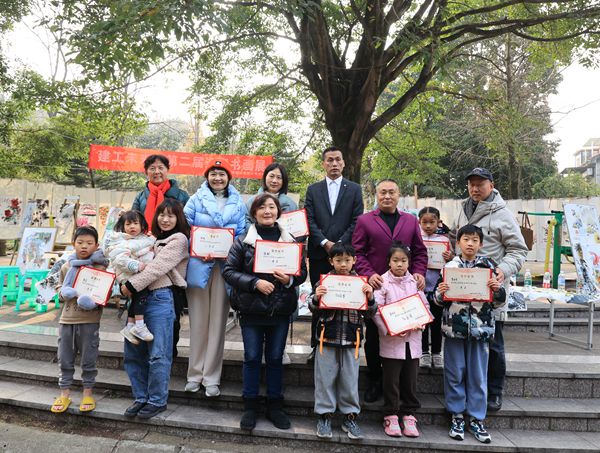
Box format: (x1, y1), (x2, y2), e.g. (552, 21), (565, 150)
(54, 198), (79, 244)
(564, 204), (600, 296)
(16, 227), (57, 273)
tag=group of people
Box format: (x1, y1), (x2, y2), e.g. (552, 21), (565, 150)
(49, 149), (528, 444)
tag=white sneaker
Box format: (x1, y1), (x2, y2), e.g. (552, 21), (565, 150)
(432, 353), (443, 368)
(120, 326), (140, 345)
(185, 381), (201, 393)
(420, 353), (431, 368)
(282, 349), (291, 365)
(205, 385), (220, 397)
(131, 324), (154, 342)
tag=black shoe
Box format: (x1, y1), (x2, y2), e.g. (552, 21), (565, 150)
(240, 397), (258, 431)
(306, 348), (316, 363)
(487, 395), (502, 412)
(266, 398), (291, 430)
(124, 401), (146, 417)
(137, 403), (167, 419)
(363, 381), (382, 403)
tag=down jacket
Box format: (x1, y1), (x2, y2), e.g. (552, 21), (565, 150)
(223, 223), (307, 317)
(434, 256), (506, 341)
(184, 181), (247, 288)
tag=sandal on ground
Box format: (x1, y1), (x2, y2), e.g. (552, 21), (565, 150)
(50, 396), (71, 413)
(79, 396), (96, 412)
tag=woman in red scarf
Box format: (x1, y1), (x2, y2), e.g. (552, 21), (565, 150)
(132, 155), (190, 225)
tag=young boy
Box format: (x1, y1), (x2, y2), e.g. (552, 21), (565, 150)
(435, 224), (505, 444)
(51, 226), (109, 414)
(308, 243), (376, 440)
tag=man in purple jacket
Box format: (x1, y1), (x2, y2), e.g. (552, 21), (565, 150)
(352, 179), (428, 402)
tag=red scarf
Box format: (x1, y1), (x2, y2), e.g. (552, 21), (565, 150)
(145, 180), (171, 226)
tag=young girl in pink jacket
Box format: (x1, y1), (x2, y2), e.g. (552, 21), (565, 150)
(373, 242), (428, 438)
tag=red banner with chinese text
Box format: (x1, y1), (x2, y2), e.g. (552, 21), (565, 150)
(88, 144), (273, 179)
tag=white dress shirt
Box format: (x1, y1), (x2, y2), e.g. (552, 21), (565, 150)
(320, 176), (343, 247)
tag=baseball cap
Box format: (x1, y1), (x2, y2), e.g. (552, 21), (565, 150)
(465, 168), (493, 182)
(204, 160), (232, 179)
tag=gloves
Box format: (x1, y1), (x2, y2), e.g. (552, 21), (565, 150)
(60, 287), (78, 299)
(77, 295), (97, 311)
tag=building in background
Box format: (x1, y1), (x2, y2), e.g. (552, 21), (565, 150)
(560, 138), (600, 184)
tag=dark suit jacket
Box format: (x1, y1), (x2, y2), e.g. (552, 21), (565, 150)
(304, 178), (363, 262)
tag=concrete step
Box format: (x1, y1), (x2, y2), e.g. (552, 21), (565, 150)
(2, 380), (600, 451)
(2, 355), (600, 431)
(504, 318), (600, 334)
(3, 329), (600, 399)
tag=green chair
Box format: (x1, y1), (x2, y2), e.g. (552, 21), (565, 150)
(0, 266), (21, 306)
(36, 293), (60, 313)
(16, 269), (50, 311)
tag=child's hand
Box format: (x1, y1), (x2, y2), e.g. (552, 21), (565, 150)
(437, 282), (449, 294)
(442, 250), (454, 262)
(138, 262), (146, 271)
(315, 285), (327, 298)
(488, 277), (501, 292)
(201, 254), (214, 262)
(256, 279), (275, 295)
(362, 284), (373, 299)
(273, 270), (290, 286)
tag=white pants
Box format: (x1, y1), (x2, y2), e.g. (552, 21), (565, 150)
(186, 266), (230, 386)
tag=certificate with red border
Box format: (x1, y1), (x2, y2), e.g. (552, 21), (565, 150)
(379, 293), (433, 336)
(253, 240), (303, 276)
(443, 267), (493, 302)
(278, 209), (309, 238)
(424, 240), (450, 270)
(190, 226), (235, 258)
(73, 266), (116, 306)
(318, 274), (368, 310)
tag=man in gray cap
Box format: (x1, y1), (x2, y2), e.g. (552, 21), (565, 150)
(452, 168), (528, 412)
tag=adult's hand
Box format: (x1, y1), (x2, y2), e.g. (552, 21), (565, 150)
(256, 279), (275, 295)
(368, 273), (384, 290)
(414, 273), (426, 291)
(201, 253), (214, 263)
(273, 270), (290, 286)
(495, 268), (505, 284)
(324, 241), (335, 252)
(120, 284), (132, 297)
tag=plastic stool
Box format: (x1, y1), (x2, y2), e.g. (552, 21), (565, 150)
(36, 293), (60, 313)
(0, 266), (21, 306)
(16, 269), (50, 311)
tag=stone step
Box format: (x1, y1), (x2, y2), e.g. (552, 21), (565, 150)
(2, 330), (600, 398)
(2, 355), (600, 431)
(2, 380), (600, 451)
(504, 318), (600, 334)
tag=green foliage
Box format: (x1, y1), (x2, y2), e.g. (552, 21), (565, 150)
(532, 173), (600, 198)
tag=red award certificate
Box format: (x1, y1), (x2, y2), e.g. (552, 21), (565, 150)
(253, 240), (303, 276)
(190, 226), (235, 258)
(424, 240), (450, 270)
(379, 293), (433, 336)
(319, 274), (368, 310)
(443, 267), (493, 302)
(278, 209), (309, 237)
(72, 266), (116, 306)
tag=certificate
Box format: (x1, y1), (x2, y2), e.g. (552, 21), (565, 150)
(443, 267), (493, 302)
(424, 240), (450, 270)
(278, 209), (309, 238)
(190, 226), (235, 258)
(73, 266), (116, 306)
(379, 293), (433, 336)
(253, 240), (303, 276)
(318, 274), (368, 310)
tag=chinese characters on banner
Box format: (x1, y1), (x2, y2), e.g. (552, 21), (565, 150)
(88, 144), (273, 179)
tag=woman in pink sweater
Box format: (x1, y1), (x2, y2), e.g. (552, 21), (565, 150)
(373, 242), (428, 439)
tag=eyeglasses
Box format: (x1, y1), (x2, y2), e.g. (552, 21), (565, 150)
(148, 166), (167, 173)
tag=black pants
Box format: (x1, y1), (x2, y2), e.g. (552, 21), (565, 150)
(364, 318), (382, 383)
(381, 345), (420, 416)
(487, 320), (506, 397)
(421, 293), (443, 355)
(128, 288), (149, 317)
(309, 258), (333, 348)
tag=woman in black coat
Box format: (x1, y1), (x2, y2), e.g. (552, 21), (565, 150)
(223, 193), (307, 432)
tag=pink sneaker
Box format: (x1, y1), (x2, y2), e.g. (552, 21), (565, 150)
(383, 415), (402, 437)
(402, 415), (420, 437)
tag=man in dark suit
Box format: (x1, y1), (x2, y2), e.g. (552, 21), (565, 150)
(304, 146), (364, 356)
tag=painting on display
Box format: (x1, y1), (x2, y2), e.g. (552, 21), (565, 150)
(21, 199), (51, 232)
(101, 207), (124, 246)
(54, 197), (79, 244)
(77, 203), (97, 228)
(16, 227), (57, 273)
(1, 197), (22, 225)
(563, 204), (600, 296)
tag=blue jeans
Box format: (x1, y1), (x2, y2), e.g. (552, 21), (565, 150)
(124, 287), (175, 407)
(241, 320), (289, 399)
